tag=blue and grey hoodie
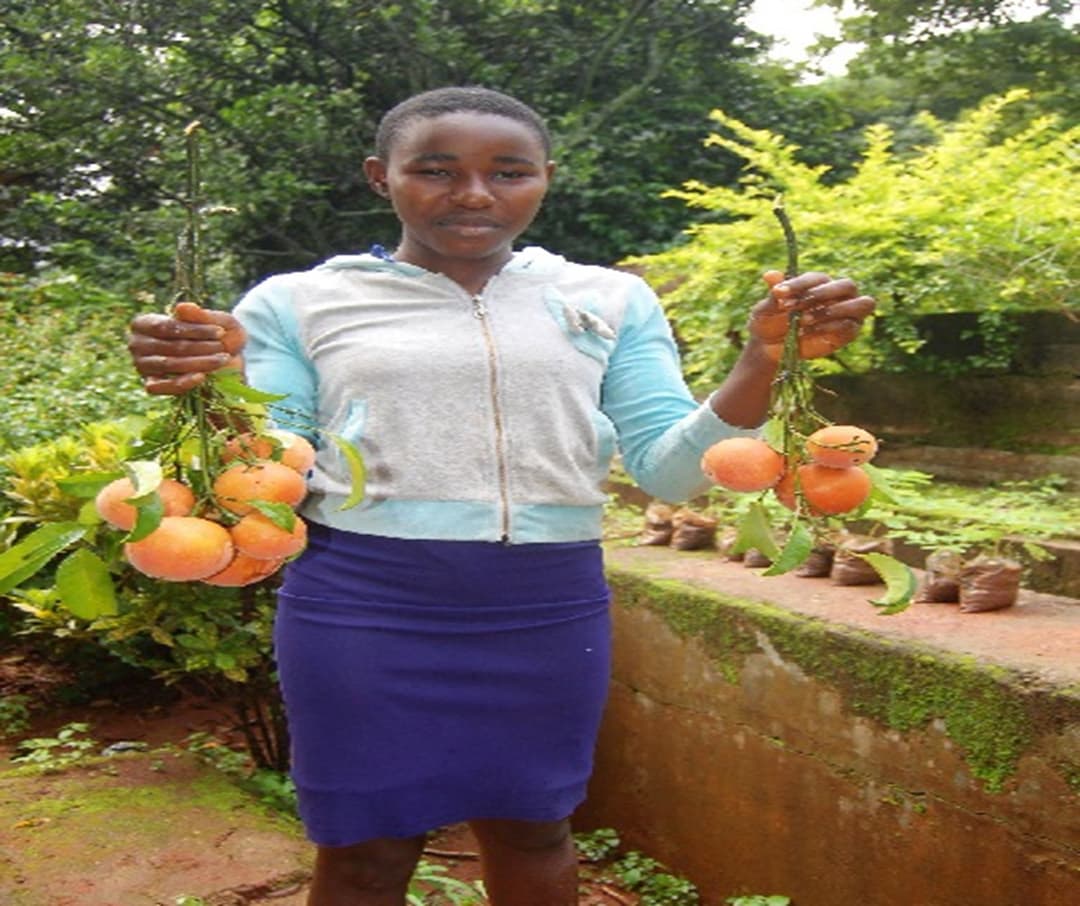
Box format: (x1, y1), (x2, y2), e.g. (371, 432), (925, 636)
(234, 246), (752, 544)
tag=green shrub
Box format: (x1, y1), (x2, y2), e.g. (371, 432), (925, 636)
(0, 271), (159, 452)
(0, 418), (287, 770)
(628, 90), (1077, 390)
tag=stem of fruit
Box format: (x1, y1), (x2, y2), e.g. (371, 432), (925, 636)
(173, 121), (219, 498)
(770, 197), (816, 447)
(178, 120), (205, 307)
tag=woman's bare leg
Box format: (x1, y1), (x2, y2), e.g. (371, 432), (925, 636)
(306, 834), (426, 906)
(468, 817), (578, 906)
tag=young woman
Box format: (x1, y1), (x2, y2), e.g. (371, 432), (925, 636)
(128, 86), (874, 906)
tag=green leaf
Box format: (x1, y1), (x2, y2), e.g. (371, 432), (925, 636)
(760, 418), (786, 451)
(863, 462), (901, 505)
(55, 470), (125, 499)
(326, 432), (367, 510)
(859, 552), (918, 615)
(210, 370), (288, 403)
(125, 492), (164, 543)
(250, 500), (297, 531)
(55, 548), (118, 619)
(0, 522), (88, 594)
(763, 521), (814, 576)
(731, 501), (779, 561)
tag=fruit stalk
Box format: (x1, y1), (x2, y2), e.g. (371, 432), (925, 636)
(769, 197), (821, 449)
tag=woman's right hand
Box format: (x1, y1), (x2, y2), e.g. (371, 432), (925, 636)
(128, 302), (247, 395)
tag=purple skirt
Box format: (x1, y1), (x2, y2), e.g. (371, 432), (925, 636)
(274, 523), (612, 846)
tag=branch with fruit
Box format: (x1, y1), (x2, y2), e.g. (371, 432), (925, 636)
(0, 124), (365, 616)
(699, 199), (916, 613)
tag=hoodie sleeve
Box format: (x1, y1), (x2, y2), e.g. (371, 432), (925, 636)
(601, 277), (756, 502)
(232, 275), (319, 440)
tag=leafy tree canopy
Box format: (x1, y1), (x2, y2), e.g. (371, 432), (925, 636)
(1, 0), (789, 296)
(627, 90), (1077, 389)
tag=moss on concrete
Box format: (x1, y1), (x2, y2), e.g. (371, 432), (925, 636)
(608, 567), (1080, 793)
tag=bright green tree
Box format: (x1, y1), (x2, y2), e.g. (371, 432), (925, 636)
(626, 90), (1078, 390)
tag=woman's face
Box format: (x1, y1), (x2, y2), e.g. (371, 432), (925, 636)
(364, 111), (555, 278)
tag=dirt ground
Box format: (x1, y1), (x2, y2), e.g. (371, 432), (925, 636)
(0, 648), (644, 905)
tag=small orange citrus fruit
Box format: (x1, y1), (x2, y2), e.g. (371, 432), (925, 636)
(806, 425), (878, 469)
(203, 551), (285, 587)
(795, 463), (872, 515)
(701, 437), (785, 492)
(230, 512), (308, 560)
(223, 431), (316, 474)
(95, 477), (196, 531)
(124, 516), (234, 581)
(212, 461), (307, 516)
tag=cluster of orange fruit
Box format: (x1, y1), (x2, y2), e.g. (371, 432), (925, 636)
(701, 424), (878, 516)
(94, 431), (315, 586)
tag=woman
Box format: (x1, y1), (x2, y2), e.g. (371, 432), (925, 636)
(128, 86), (874, 906)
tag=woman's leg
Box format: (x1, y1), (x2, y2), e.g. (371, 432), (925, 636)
(306, 834), (426, 906)
(468, 817), (579, 906)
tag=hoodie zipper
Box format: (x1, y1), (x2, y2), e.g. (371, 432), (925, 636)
(472, 293), (511, 542)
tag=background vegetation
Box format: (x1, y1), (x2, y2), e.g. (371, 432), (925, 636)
(1, 0), (1076, 765)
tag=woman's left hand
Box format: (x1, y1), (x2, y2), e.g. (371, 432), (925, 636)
(748, 270), (876, 360)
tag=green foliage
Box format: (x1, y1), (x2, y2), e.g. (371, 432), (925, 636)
(11, 721), (96, 771)
(574, 826), (621, 862)
(0, 0), (792, 280)
(0, 694), (32, 738)
(610, 850), (700, 906)
(861, 470), (1080, 555)
(185, 732), (297, 816)
(727, 896), (791, 906)
(0, 273), (159, 453)
(407, 863), (486, 906)
(628, 90), (1078, 388)
(0, 416), (288, 768)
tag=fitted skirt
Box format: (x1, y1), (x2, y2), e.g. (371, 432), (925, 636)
(274, 523), (612, 846)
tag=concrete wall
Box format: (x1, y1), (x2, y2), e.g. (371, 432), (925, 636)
(577, 547), (1080, 906)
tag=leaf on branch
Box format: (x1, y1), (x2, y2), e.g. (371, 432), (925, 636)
(123, 459), (164, 496)
(732, 502), (780, 561)
(210, 370), (288, 404)
(125, 491), (164, 543)
(55, 470), (125, 499)
(250, 500), (297, 532)
(763, 521), (815, 576)
(863, 462), (902, 506)
(0, 523), (88, 594)
(326, 433), (367, 511)
(860, 553), (918, 615)
(55, 548), (118, 620)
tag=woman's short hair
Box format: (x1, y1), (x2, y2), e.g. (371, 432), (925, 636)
(374, 86), (552, 159)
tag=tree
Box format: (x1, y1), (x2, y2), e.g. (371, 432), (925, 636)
(625, 91), (1078, 389)
(816, 0), (1075, 42)
(1, 0), (789, 292)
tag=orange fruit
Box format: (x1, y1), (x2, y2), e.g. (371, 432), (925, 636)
(124, 516), (234, 581)
(230, 512), (308, 560)
(701, 437), (785, 492)
(795, 463), (872, 515)
(806, 425), (878, 469)
(203, 551), (285, 587)
(222, 430), (316, 474)
(212, 461), (307, 516)
(95, 477), (196, 531)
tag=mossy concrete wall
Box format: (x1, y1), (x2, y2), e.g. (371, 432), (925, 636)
(578, 546), (1080, 906)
